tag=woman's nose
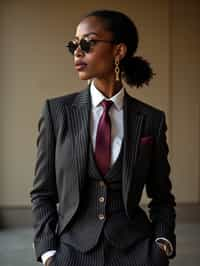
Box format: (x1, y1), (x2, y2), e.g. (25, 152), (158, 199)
(74, 45), (84, 57)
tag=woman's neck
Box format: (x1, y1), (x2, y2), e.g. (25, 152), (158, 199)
(93, 78), (122, 98)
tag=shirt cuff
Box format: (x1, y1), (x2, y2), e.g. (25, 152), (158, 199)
(41, 250), (56, 265)
(155, 237), (173, 256)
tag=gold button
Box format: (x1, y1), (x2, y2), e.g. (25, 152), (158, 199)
(98, 214), (105, 220)
(99, 181), (105, 187)
(99, 197), (105, 203)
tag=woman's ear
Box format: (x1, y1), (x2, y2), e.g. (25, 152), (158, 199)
(114, 43), (127, 61)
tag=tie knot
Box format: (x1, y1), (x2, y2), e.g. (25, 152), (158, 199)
(101, 100), (113, 111)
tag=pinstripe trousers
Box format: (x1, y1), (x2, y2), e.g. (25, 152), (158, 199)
(50, 233), (169, 266)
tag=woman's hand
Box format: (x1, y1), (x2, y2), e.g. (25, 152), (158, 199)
(45, 256), (54, 266)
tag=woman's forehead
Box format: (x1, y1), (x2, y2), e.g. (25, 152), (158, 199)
(75, 16), (112, 39)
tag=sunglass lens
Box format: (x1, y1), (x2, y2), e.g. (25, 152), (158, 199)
(80, 39), (91, 53)
(67, 41), (77, 54)
(66, 39), (92, 54)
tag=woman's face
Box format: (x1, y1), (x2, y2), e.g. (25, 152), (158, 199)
(73, 16), (117, 81)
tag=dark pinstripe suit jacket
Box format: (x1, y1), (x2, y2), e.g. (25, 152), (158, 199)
(30, 87), (176, 261)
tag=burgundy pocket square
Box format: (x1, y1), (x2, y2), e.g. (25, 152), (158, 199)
(140, 136), (153, 144)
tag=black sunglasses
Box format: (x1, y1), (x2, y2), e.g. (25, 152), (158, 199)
(65, 38), (115, 55)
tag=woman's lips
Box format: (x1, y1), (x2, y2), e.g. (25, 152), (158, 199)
(75, 62), (87, 71)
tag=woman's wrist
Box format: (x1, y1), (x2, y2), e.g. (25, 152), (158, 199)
(156, 239), (172, 256)
(45, 256), (54, 266)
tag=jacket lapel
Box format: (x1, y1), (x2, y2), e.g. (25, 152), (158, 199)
(122, 92), (144, 210)
(67, 88), (91, 190)
(65, 88), (144, 211)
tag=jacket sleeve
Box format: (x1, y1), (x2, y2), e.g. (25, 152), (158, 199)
(146, 112), (176, 258)
(30, 100), (58, 262)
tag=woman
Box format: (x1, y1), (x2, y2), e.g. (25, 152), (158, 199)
(31, 10), (176, 266)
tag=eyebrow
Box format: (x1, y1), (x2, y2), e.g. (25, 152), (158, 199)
(75, 32), (99, 39)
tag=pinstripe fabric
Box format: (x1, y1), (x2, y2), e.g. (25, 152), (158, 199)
(59, 141), (124, 252)
(56, 143), (169, 266)
(31, 87), (175, 263)
(51, 235), (169, 266)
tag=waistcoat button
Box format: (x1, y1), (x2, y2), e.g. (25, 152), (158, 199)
(99, 181), (105, 187)
(99, 196), (105, 203)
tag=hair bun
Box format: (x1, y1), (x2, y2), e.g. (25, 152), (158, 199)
(121, 56), (155, 87)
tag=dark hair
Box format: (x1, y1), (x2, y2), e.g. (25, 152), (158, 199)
(83, 10), (154, 87)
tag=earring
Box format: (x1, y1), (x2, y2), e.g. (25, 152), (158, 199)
(115, 59), (120, 81)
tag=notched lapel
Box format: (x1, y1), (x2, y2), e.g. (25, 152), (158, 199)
(66, 88), (91, 189)
(122, 93), (144, 208)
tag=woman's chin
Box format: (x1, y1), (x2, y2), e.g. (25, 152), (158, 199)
(77, 72), (91, 81)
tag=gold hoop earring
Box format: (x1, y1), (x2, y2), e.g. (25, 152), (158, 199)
(115, 59), (120, 81)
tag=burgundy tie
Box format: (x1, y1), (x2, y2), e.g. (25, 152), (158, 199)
(95, 100), (113, 176)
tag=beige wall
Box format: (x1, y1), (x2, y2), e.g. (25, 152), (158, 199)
(171, 0), (200, 202)
(0, 0), (199, 206)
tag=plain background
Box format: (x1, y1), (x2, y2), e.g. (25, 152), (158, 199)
(0, 0), (199, 208)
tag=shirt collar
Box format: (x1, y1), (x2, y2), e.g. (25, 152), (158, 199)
(90, 81), (124, 110)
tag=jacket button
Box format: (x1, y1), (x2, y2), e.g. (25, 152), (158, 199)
(99, 181), (105, 187)
(98, 214), (105, 220)
(99, 196), (105, 203)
